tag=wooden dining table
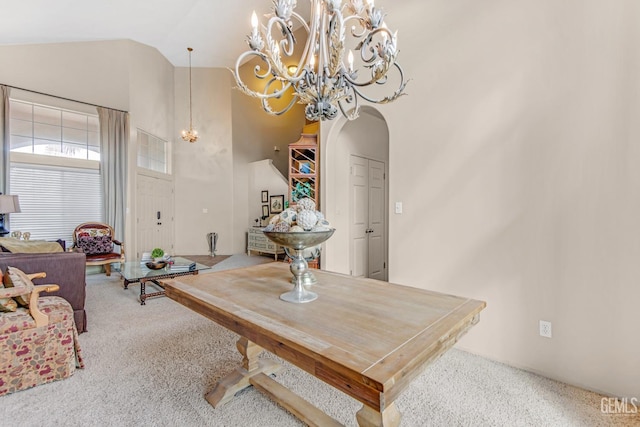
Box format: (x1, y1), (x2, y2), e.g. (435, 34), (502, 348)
(163, 262), (486, 426)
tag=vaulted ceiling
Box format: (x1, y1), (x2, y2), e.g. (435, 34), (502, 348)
(0, 0), (311, 68)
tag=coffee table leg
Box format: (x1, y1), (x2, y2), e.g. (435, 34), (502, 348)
(140, 280), (147, 305)
(205, 337), (281, 408)
(356, 403), (401, 427)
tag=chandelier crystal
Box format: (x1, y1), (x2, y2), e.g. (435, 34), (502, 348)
(181, 47), (199, 143)
(233, 0), (408, 121)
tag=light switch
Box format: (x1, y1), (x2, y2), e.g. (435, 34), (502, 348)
(202, 208), (208, 214)
(395, 202), (403, 214)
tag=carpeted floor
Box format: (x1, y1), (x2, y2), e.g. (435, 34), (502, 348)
(1, 254), (638, 427)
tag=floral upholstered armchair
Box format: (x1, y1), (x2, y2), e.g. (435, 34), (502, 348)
(0, 266), (84, 396)
(72, 222), (125, 276)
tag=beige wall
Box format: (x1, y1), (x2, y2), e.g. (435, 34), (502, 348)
(323, 0), (638, 398)
(0, 40), (130, 112)
(173, 67), (235, 255)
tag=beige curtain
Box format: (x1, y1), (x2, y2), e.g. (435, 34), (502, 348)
(97, 107), (129, 242)
(0, 85), (10, 194)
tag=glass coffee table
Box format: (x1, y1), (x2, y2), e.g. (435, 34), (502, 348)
(119, 257), (210, 305)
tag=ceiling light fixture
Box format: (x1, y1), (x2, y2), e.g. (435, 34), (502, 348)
(181, 47), (199, 143)
(233, 0), (408, 122)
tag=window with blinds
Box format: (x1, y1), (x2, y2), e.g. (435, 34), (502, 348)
(8, 98), (103, 246)
(9, 163), (103, 245)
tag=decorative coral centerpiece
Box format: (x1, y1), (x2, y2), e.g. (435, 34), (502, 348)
(262, 198), (334, 304)
(263, 197), (332, 233)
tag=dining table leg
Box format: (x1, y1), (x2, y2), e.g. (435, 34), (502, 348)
(205, 337), (281, 408)
(356, 402), (401, 427)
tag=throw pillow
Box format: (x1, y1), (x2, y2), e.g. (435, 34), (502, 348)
(0, 270), (18, 312)
(78, 227), (110, 237)
(4, 266), (35, 307)
(77, 235), (114, 255)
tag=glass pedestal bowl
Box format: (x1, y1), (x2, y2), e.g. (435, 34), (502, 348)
(263, 229), (335, 303)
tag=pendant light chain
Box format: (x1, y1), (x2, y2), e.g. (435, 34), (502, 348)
(188, 47), (193, 130)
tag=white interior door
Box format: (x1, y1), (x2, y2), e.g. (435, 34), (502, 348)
(349, 155), (387, 280)
(136, 174), (174, 258)
(367, 159), (386, 280)
(350, 156), (368, 277)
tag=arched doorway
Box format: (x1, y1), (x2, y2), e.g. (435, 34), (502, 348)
(320, 107), (389, 280)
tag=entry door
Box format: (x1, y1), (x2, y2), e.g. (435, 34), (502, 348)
(136, 174), (174, 258)
(349, 155), (387, 280)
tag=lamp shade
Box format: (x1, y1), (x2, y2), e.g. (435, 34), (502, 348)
(0, 195), (21, 214)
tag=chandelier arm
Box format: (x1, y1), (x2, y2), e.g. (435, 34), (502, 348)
(345, 63), (408, 105)
(337, 87), (360, 121)
(259, 74), (298, 116)
(264, 20), (289, 78)
(262, 95), (299, 116)
(235, 51), (274, 80)
(343, 14), (368, 39)
(264, 5), (314, 79)
(358, 27), (393, 65)
(266, 15), (295, 58)
(236, 74), (294, 101)
(313, 3), (326, 100)
(234, 51), (297, 100)
(294, 1), (318, 79)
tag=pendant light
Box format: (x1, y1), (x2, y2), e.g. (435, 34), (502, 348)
(181, 47), (199, 143)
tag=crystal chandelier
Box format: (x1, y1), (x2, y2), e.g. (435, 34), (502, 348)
(181, 47), (199, 143)
(233, 0), (408, 121)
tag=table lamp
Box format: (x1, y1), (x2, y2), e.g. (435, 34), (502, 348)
(0, 194), (21, 236)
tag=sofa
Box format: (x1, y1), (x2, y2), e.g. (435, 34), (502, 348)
(0, 252), (87, 333)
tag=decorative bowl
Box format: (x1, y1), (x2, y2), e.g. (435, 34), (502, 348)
(145, 261), (167, 270)
(262, 230), (334, 250)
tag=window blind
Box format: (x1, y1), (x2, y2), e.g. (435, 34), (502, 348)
(9, 163), (103, 246)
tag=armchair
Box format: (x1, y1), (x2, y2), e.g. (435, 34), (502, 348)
(0, 267), (84, 396)
(72, 222), (125, 276)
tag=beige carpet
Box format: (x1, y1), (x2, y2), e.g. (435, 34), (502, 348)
(1, 254), (637, 427)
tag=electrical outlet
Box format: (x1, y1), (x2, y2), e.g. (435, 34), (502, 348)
(539, 320), (552, 338)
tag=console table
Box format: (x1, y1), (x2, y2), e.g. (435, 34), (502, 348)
(247, 227), (284, 260)
(164, 263), (486, 426)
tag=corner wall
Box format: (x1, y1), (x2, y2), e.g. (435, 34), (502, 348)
(231, 67), (306, 253)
